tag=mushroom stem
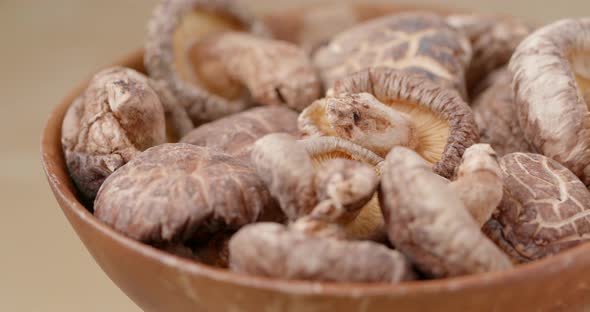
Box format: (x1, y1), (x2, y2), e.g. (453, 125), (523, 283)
(189, 32), (319, 110)
(450, 144), (504, 226)
(326, 92), (418, 157)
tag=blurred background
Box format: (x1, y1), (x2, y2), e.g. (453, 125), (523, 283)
(1, 0), (589, 311)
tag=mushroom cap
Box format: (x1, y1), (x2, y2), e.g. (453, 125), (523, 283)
(94, 143), (282, 243)
(189, 32), (320, 111)
(379, 146), (513, 277)
(472, 67), (533, 156)
(301, 67), (478, 179)
(483, 152), (590, 262)
(251, 133), (318, 220)
(180, 106), (298, 157)
(313, 12), (472, 97)
(262, 3), (401, 54)
(313, 158), (379, 224)
(509, 18), (590, 185)
(446, 14), (534, 93)
(62, 67), (166, 200)
(229, 222), (415, 283)
(145, 0), (268, 124)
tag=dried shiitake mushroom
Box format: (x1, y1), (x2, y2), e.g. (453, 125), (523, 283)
(510, 18), (590, 185)
(446, 14), (534, 94)
(472, 67), (533, 156)
(180, 106), (298, 157)
(262, 3), (400, 54)
(313, 12), (472, 97)
(450, 144), (504, 226)
(484, 153), (590, 263)
(229, 222), (415, 283)
(146, 0), (320, 124)
(380, 146), (512, 278)
(251, 133), (386, 240)
(61, 67), (166, 200)
(300, 68), (478, 179)
(94, 143), (283, 243)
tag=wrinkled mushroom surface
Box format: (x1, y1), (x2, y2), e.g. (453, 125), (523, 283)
(484, 153), (590, 262)
(229, 222), (414, 283)
(180, 106), (298, 157)
(472, 68), (533, 156)
(252, 134), (386, 240)
(509, 18), (590, 185)
(313, 12), (472, 97)
(145, 0), (265, 124)
(94, 143), (282, 243)
(61, 67), (166, 200)
(380, 146), (512, 278)
(300, 68), (478, 179)
(446, 14), (534, 94)
(450, 144), (504, 226)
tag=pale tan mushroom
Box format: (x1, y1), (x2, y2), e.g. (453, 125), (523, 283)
(509, 18), (590, 185)
(313, 12), (472, 97)
(251, 133), (386, 240)
(299, 68), (479, 179)
(229, 222), (415, 283)
(380, 146), (512, 277)
(61, 67), (166, 200)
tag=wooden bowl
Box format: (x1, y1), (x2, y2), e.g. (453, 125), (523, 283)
(41, 5), (590, 312)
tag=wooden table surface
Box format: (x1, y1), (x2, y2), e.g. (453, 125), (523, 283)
(1, 0), (588, 311)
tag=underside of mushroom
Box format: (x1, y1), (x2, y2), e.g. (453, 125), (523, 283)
(300, 68), (478, 179)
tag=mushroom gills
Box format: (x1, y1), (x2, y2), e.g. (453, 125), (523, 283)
(310, 151), (384, 241)
(575, 74), (590, 105)
(173, 9), (245, 95)
(383, 100), (450, 164)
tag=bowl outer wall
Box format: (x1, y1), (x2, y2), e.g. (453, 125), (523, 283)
(41, 19), (590, 312)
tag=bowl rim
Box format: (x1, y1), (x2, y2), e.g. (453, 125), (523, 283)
(41, 49), (590, 297)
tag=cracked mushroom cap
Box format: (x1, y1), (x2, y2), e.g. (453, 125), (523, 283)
(379, 146), (512, 277)
(300, 68), (478, 179)
(251, 134), (385, 240)
(472, 67), (533, 156)
(483, 153), (590, 263)
(509, 18), (590, 185)
(61, 67), (166, 200)
(229, 222), (415, 283)
(94, 143), (283, 243)
(145, 0), (264, 124)
(446, 14), (535, 94)
(313, 12), (472, 98)
(180, 106), (298, 157)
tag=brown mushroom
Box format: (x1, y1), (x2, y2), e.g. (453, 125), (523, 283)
(61, 67), (166, 201)
(251, 133), (386, 240)
(483, 152), (590, 263)
(313, 12), (472, 98)
(446, 14), (534, 94)
(450, 144), (504, 226)
(145, 0), (320, 124)
(509, 18), (590, 185)
(94, 143), (283, 243)
(472, 67), (533, 156)
(229, 222), (415, 283)
(180, 106), (298, 158)
(380, 146), (512, 278)
(262, 3), (401, 54)
(299, 68), (479, 179)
